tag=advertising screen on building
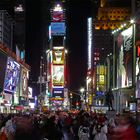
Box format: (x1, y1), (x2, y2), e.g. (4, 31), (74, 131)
(116, 25), (133, 88)
(28, 87), (33, 98)
(51, 22), (65, 36)
(4, 57), (20, 93)
(20, 68), (28, 97)
(96, 91), (104, 97)
(0, 51), (7, 92)
(52, 11), (64, 22)
(52, 49), (64, 64)
(136, 20), (140, 98)
(96, 65), (106, 91)
(52, 88), (64, 98)
(136, 57), (140, 98)
(52, 65), (64, 85)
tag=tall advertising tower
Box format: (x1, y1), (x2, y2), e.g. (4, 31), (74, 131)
(47, 1), (68, 110)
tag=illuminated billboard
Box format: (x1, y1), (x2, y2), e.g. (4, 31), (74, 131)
(135, 20), (140, 98)
(96, 65), (106, 92)
(28, 87), (33, 98)
(136, 57), (140, 98)
(52, 11), (64, 22)
(4, 57), (20, 93)
(20, 68), (28, 97)
(115, 25), (133, 88)
(51, 22), (66, 36)
(52, 48), (64, 64)
(52, 88), (64, 98)
(52, 65), (64, 85)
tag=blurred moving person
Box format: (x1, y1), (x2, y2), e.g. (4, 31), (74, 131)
(108, 115), (138, 140)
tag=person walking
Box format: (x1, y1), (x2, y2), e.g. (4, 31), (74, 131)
(93, 121), (108, 140)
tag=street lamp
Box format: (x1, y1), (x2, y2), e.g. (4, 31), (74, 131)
(65, 49), (68, 54)
(80, 87), (85, 102)
(80, 88), (85, 93)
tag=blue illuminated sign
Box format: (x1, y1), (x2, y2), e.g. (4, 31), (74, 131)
(52, 88), (64, 98)
(51, 22), (65, 36)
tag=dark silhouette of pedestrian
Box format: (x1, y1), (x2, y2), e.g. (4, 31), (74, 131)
(105, 89), (114, 111)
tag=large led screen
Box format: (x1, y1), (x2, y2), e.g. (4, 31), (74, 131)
(20, 68), (28, 97)
(4, 57), (20, 93)
(52, 49), (64, 64)
(135, 19), (140, 98)
(51, 22), (66, 36)
(52, 88), (64, 98)
(52, 65), (64, 85)
(0, 52), (7, 92)
(116, 26), (133, 88)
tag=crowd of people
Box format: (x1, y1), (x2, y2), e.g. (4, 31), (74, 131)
(0, 110), (139, 140)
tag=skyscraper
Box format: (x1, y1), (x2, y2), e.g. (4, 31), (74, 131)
(0, 10), (13, 50)
(44, 1), (68, 109)
(14, 0), (26, 60)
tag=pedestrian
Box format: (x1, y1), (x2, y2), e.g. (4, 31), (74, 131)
(105, 89), (114, 111)
(0, 126), (8, 140)
(108, 118), (116, 135)
(4, 115), (16, 140)
(78, 121), (90, 140)
(109, 115), (138, 140)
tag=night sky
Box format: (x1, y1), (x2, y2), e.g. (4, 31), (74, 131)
(66, 0), (96, 91)
(25, 0), (97, 95)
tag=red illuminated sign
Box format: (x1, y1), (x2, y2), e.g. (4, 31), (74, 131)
(137, 45), (140, 57)
(52, 11), (64, 22)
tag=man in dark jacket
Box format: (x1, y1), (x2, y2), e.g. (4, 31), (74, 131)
(105, 89), (114, 111)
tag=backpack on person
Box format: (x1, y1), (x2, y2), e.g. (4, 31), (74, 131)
(78, 125), (90, 140)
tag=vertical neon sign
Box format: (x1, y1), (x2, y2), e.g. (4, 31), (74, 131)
(87, 17), (92, 70)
